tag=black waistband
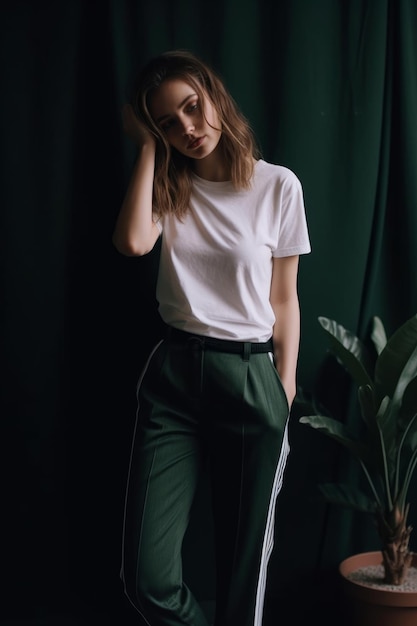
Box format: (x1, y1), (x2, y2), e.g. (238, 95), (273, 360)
(166, 326), (273, 354)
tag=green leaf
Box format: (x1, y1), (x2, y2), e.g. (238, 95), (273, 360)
(357, 387), (388, 476)
(318, 317), (374, 389)
(391, 345), (417, 415)
(299, 414), (370, 462)
(371, 316), (387, 355)
(401, 377), (417, 435)
(376, 337), (417, 476)
(375, 314), (417, 401)
(358, 384), (377, 427)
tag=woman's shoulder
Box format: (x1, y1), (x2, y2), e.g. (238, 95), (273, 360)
(254, 159), (302, 189)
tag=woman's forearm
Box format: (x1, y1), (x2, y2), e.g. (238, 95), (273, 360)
(272, 296), (300, 407)
(112, 142), (159, 256)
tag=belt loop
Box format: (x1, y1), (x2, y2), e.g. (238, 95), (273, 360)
(243, 342), (251, 362)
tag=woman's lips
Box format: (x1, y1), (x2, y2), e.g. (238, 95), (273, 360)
(187, 136), (205, 149)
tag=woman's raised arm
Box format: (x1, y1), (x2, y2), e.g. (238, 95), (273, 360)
(112, 104), (160, 256)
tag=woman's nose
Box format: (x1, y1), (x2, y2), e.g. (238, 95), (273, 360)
(181, 120), (195, 135)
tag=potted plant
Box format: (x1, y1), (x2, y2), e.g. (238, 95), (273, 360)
(299, 313), (417, 625)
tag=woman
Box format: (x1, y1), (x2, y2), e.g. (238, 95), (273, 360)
(113, 49), (311, 626)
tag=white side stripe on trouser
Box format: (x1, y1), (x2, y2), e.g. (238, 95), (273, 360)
(120, 340), (163, 626)
(254, 418), (290, 626)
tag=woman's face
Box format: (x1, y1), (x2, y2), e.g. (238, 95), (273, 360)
(149, 79), (222, 160)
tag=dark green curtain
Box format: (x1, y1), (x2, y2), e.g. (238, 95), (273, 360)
(1, 1), (416, 624)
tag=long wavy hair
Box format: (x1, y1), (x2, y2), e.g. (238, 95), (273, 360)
(130, 50), (261, 218)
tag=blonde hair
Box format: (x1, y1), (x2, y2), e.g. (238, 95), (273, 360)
(131, 50), (261, 218)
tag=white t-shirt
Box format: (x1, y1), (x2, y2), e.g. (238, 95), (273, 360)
(155, 159), (311, 342)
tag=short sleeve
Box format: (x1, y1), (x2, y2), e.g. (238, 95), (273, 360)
(272, 171), (311, 258)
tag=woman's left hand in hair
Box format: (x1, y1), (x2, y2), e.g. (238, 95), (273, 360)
(121, 103), (156, 148)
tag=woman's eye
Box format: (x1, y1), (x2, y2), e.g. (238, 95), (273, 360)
(161, 119), (175, 131)
(160, 102), (198, 131)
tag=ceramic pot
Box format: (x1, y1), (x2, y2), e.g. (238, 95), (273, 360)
(339, 551), (417, 626)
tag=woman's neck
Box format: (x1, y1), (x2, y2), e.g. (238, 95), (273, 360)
(193, 162), (230, 182)
(192, 143), (231, 182)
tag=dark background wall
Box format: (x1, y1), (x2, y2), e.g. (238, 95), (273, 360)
(1, 1), (416, 624)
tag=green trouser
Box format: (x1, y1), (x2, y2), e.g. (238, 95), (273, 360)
(121, 330), (290, 626)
